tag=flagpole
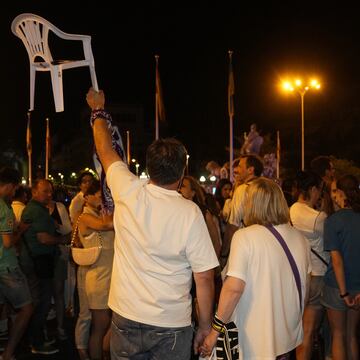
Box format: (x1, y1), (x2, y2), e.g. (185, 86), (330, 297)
(126, 130), (130, 166)
(230, 114), (234, 183)
(27, 111), (32, 187)
(276, 130), (280, 179)
(155, 55), (159, 140)
(228, 50), (235, 183)
(45, 117), (50, 179)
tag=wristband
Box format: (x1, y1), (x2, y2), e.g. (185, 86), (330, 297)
(340, 292), (349, 298)
(90, 109), (112, 126)
(211, 314), (226, 334)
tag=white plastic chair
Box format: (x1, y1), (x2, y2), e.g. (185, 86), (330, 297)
(11, 13), (99, 112)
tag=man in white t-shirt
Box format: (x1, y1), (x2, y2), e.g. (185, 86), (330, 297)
(86, 88), (219, 360)
(220, 154), (263, 268)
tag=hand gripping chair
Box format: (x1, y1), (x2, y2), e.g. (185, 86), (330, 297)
(11, 13), (99, 112)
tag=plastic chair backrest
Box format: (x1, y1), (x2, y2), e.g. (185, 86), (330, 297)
(11, 13), (56, 64)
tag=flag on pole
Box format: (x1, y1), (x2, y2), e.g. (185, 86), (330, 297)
(46, 118), (51, 160)
(228, 50), (235, 183)
(26, 113), (32, 156)
(45, 118), (51, 180)
(26, 112), (32, 186)
(155, 55), (166, 123)
(228, 52), (235, 118)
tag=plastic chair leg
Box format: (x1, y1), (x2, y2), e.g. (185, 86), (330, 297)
(50, 67), (64, 112)
(29, 67), (36, 111)
(89, 66), (99, 92)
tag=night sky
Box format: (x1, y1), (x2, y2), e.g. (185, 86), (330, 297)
(2, 3), (360, 177)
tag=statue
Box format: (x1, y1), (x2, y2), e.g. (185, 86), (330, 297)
(240, 123), (263, 155)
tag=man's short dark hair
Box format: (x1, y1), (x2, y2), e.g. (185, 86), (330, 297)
(310, 156), (331, 178)
(0, 167), (21, 185)
(242, 154), (264, 177)
(32, 178), (52, 190)
(295, 170), (322, 199)
(146, 138), (187, 185)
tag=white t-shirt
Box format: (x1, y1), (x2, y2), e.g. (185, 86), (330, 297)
(107, 161), (219, 327)
(227, 224), (311, 359)
(69, 192), (85, 224)
(54, 202), (72, 235)
(290, 202), (329, 276)
(222, 198), (232, 223)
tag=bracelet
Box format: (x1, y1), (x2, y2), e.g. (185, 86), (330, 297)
(211, 314), (226, 334)
(90, 109), (112, 126)
(340, 292), (349, 298)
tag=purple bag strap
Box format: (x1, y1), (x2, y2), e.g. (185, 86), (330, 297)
(265, 224), (302, 312)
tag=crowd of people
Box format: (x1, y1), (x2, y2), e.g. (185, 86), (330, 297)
(0, 87), (359, 360)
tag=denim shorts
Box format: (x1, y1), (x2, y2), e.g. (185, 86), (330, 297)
(0, 267), (32, 308)
(308, 275), (324, 306)
(111, 312), (193, 360)
(321, 284), (359, 311)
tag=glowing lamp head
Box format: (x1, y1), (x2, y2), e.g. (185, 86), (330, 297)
(283, 81), (294, 92)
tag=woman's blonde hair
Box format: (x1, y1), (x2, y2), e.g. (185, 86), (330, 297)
(243, 177), (290, 226)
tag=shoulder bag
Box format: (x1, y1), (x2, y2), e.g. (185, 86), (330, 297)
(70, 215), (102, 266)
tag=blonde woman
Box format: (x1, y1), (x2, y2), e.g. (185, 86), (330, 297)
(201, 177), (311, 359)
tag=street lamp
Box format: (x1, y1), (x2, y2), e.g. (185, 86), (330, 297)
(282, 78), (321, 171)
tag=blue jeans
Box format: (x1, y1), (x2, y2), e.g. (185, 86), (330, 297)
(0, 267), (32, 308)
(110, 312), (193, 360)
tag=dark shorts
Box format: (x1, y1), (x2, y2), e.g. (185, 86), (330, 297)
(308, 275), (324, 306)
(321, 284), (359, 311)
(110, 312), (193, 360)
(0, 267), (32, 308)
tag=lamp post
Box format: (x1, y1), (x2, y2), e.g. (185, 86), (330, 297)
(282, 78), (321, 171)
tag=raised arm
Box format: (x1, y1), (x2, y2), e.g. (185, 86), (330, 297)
(86, 87), (122, 173)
